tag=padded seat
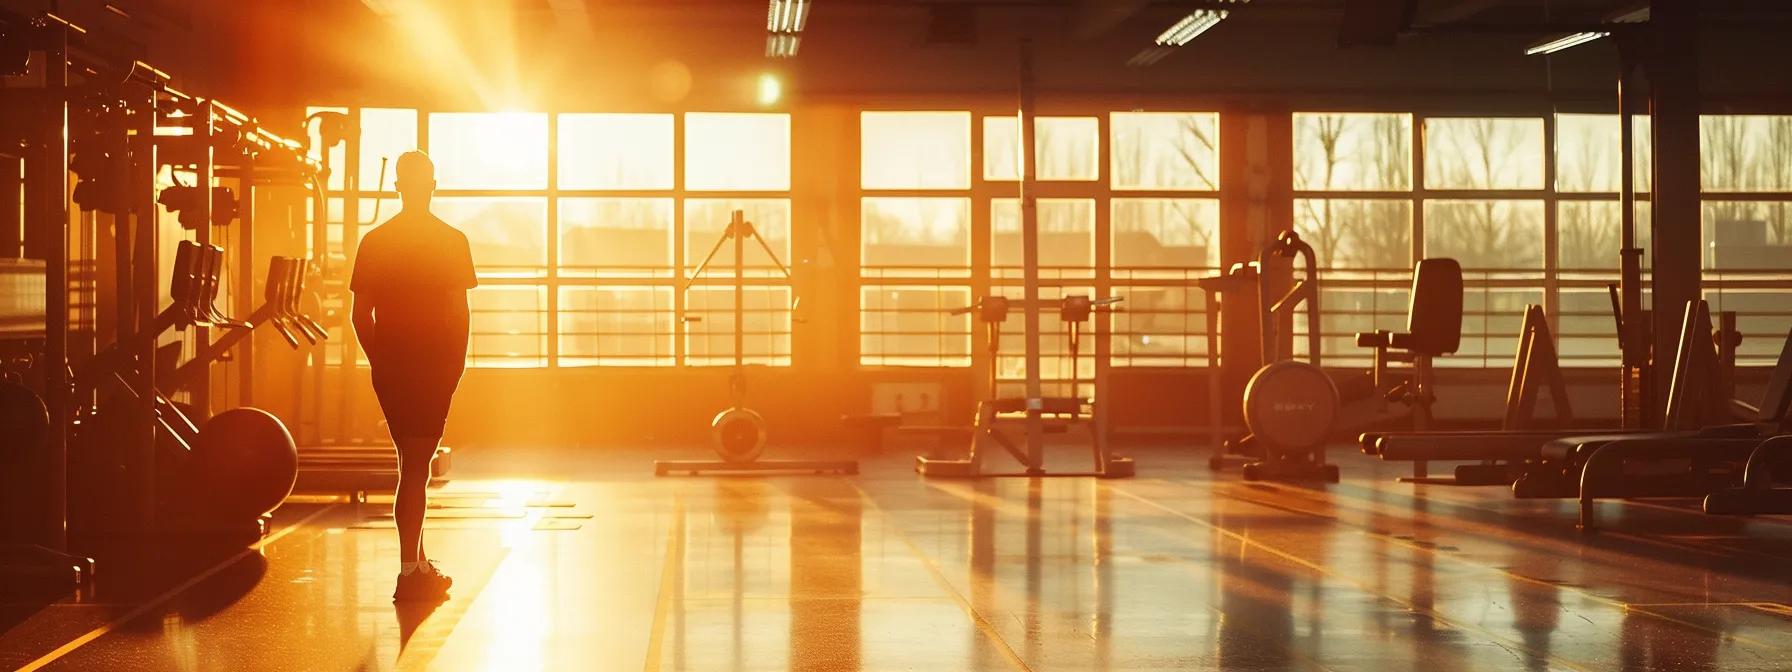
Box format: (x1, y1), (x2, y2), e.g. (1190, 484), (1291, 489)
(1353, 258), (1463, 358)
(1539, 433), (1647, 461)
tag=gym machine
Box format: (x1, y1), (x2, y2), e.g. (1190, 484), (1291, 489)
(1195, 261), (1257, 467)
(913, 293), (1133, 477)
(1364, 27), (1720, 497)
(1, 8), (320, 586)
(1, 11), (102, 586)
(1211, 230), (1461, 482)
(1358, 304), (1578, 485)
(70, 241), (300, 539)
(654, 209), (857, 476)
(911, 40), (1132, 479)
(1362, 300), (1753, 491)
(1703, 434), (1792, 516)
(1513, 304), (1792, 527)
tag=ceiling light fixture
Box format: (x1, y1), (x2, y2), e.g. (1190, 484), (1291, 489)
(1155, 9), (1228, 46)
(767, 0), (810, 34)
(1524, 31), (1610, 55)
(1523, 5), (1647, 56)
(1152, 0), (1250, 48)
(765, 0), (811, 58)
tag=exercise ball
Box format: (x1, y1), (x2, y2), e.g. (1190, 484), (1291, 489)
(188, 407), (299, 520)
(710, 407), (766, 463)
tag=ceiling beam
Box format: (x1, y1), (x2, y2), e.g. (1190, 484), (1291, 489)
(1413, 0), (1511, 26)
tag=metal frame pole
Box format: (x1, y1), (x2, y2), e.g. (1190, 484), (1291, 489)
(238, 145), (255, 406)
(193, 100), (214, 417)
(734, 210), (746, 395)
(1018, 39), (1043, 471)
(39, 21), (71, 551)
(1617, 37), (1645, 429)
(131, 85), (159, 529)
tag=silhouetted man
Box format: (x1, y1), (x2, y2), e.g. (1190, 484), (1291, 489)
(350, 151), (475, 602)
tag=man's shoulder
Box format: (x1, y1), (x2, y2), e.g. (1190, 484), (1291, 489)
(354, 221), (390, 254)
(365, 212), (464, 240)
(408, 212), (466, 242)
(431, 215), (469, 243)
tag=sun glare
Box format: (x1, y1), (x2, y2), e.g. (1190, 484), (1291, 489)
(757, 73), (782, 106)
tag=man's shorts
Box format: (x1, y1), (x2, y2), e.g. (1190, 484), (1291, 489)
(370, 352), (465, 441)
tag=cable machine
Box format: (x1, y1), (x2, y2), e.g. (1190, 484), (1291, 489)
(654, 209), (858, 476)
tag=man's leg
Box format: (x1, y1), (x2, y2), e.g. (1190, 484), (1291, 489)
(393, 437), (436, 567)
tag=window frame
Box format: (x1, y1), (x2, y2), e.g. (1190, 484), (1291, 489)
(314, 106), (796, 370)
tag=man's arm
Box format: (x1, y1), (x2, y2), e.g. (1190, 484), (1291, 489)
(351, 292), (377, 362)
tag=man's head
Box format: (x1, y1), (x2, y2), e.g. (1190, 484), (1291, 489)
(394, 151), (436, 209)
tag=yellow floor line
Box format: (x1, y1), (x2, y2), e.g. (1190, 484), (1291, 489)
(19, 504), (341, 672)
(641, 499), (685, 672)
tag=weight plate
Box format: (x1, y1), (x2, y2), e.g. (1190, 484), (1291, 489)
(1242, 361), (1339, 450)
(710, 407), (766, 464)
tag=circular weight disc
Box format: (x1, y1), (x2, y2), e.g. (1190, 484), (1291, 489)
(1242, 361), (1340, 450)
(711, 407), (767, 463)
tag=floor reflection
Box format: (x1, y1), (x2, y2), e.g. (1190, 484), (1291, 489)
(1618, 603), (1725, 672)
(788, 480), (861, 672)
(7, 451), (1792, 671)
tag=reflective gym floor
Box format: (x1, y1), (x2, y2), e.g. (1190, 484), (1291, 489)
(4, 446), (1791, 671)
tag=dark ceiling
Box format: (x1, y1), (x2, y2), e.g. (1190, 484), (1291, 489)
(5, 0), (1789, 114)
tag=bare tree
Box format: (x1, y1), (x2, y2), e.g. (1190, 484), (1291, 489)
(1426, 119), (1543, 270)
(1174, 115), (1218, 190)
(1294, 114), (1411, 270)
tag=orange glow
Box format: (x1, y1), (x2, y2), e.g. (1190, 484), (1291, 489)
(380, 2), (533, 110)
(429, 112), (549, 189)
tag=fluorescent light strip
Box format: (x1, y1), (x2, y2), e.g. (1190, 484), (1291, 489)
(767, 0), (811, 34)
(1155, 9), (1228, 47)
(1525, 31), (1611, 55)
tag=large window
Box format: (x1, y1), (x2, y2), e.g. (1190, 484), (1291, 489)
(1293, 111), (1792, 369)
(312, 108), (793, 368)
(305, 106), (415, 368)
(1554, 113), (1652, 364)
(306, 105), (1792, 377)
(857, 110), (1221, 396)
(1701, 115), (1792, 365)
(1108, 113), (1221, 368)
(1297, 115), (1576, 369)
(1293, 112), (1418, 366)
(859, 112), (975, 367)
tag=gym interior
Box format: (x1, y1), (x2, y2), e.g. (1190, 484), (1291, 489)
(4, 0), (1792, 669)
